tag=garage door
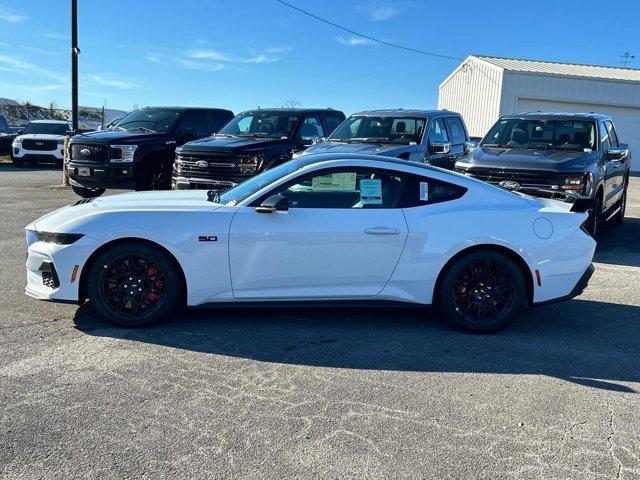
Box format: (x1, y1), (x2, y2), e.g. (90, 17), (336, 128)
(516, 98), (640, 172)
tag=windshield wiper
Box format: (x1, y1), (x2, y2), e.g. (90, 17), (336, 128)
(127, 127), (157, 133)
(328, 138), (348, 143)
(215, 133), (239, 139)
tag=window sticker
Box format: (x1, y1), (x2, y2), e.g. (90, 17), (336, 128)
(360, 178), (382, 205)
(312, 172), (357, 191)
(419, 182), (429, 201)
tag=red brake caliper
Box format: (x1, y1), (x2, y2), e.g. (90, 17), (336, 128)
(146, 266), (160, 303)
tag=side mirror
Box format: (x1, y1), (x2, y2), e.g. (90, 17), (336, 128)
(428, 142), (451, 154)
(255, 194), (289, 213)
(464, 140), (479, 155)
(607, 145), (629, 161)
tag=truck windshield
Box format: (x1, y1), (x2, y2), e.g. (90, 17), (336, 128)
(218, 161), (300, 206)
(218, 112), (300, 139)
(113, 109), (182, 133)
(329, 116), (425, 145)
(481, 119), (597, 151)
(24, 123), (69, 135)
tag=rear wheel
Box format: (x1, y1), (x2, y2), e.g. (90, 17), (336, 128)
(72, 185), (105, 198)
(438, 250), (527, 333)
(608, 179), (628, 225)
(86, 242), (183, 327)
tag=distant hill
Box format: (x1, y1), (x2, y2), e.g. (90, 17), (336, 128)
(0, 98), (127, 129)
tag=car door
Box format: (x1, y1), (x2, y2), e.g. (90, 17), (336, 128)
(228, 167), (409, 299)
(444, 116), (468, 166)
(424, 117), (452, 169)
(604, 120), (626, 206)
(598, 120), (616, 211)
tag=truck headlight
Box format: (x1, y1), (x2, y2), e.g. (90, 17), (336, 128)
(561, 174), (587, 193)
(237, 155), (260, 173)
(110, 144), (137, 163)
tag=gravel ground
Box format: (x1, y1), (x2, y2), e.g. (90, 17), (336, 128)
(1, 165), (639, 479)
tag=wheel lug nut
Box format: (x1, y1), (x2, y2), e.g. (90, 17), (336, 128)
(138, 288), (142, 291)
(124, 284), (128, 288)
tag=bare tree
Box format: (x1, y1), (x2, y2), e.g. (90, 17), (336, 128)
(282, 99), (302, 108)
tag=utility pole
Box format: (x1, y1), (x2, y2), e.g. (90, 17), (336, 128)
(620, 51), (635, 68)
(63, 0), (79, 186)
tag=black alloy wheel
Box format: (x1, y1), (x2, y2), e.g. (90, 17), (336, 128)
(136, 161), (170, 191)
(86, 243), (182, 327)
(438, 250), (527, 333)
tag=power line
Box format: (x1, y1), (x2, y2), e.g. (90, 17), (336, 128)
(275, 0), (461, 62)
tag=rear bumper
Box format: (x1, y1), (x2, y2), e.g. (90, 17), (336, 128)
(67, 162), (135, 189)
(533, 263), (594, 306)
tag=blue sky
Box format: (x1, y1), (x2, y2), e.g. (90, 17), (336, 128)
(0, 0), (638, 115)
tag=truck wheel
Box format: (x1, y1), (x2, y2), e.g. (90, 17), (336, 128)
(136, 161), (170, 191)
(584, 194), (602, 237)
(607, 180), (628, 226)
(72, 185), (106, 198)
(86, 242), (183, 327)
(437, 250), (527, 333)
(11, 157), (26, 167)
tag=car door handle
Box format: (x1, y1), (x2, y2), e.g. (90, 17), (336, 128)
(364, 227), (401, 235)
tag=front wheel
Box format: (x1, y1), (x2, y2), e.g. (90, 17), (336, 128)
(86, 242), (183, 327)
(136, 161), (170, 191)
(72, 185), (105, 198)
(437, 250), (527, 333)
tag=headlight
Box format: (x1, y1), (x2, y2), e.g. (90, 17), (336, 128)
(34, 231), (84, 245)
(57, 138), (65, 146)
(561, 174), (587, 193)
(110, 144), (137, 163)
(237, 155), (260, 173)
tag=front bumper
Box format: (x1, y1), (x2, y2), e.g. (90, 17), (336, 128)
(25, 233), (99, 303)
(67, 162), (135, 189)
(13, 146), (64, 162)
(171, 172), (255, 190)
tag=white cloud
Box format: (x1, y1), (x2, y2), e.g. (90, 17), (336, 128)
(0, 6), (26, 22)
(144, 53), (160, 63)
(174, 58), (225, 72)
(0, 53), (66, 82)
(88, 75), (136, 89)
(188, 49), (231, 61)
(358, 2), (398, 21)
(337, 36), (375, 46)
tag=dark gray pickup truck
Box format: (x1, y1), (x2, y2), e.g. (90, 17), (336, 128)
(455, 112), (631, 236)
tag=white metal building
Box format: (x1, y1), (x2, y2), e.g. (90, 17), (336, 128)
(438, 55), (640, 171)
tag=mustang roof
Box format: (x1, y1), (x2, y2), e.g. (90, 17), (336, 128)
(296, 152), (435, 171)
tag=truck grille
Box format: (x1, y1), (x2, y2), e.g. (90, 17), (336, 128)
(70, 144), (109, 163)
(460, 167), (563, 189)
(22, 139), (57, 151)
(176, 153), (253, 180)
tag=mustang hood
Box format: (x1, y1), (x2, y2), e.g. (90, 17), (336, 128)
(464, 147), (596, 171)
(28, 190), (221, 233)
(304, 141), (412, 157)
(180, 136), (290, 154)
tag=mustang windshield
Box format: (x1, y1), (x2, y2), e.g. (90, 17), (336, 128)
(219, 112), (300, 139)
(481, 119), (597, 151)
(329, 116), (426, 145)
(24, 123), (69, 135)
(218, 161), (300, 205)
(113, 109), (182, 133)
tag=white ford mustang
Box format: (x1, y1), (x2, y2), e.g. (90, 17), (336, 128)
(25, 153), (596, 332)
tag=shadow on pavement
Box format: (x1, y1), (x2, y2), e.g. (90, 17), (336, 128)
(594, 217), (640, 268)
(74, 298), (640, 393)
(0, 163), (61, 172)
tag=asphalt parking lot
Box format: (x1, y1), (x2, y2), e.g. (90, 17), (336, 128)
(1, 165), (639, 479)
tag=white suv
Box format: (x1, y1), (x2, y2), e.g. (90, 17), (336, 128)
(12, 120), (70, 167)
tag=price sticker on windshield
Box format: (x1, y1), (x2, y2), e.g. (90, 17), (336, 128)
(360, 179), (382, 205)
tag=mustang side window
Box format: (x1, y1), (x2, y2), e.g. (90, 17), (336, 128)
(275, 169), (405, 209)
(398, 174), (467, 208)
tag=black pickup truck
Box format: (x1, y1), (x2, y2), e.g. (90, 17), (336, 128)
(172, 108), (345, 190)
(455, 112), (631, 236)
(66, 106), (234, 197)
